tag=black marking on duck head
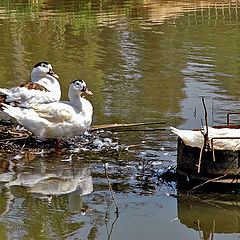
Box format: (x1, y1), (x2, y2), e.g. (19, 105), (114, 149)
(34, 62), (50, 68)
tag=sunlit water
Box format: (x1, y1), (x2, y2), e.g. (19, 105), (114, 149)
(1, 0), (240, 239)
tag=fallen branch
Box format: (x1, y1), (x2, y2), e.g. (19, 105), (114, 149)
(107, 128), (166, 132)
(0, 136), (29, 143)
(90, 121), (166, 131)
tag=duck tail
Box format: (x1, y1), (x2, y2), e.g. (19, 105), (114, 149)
(1, 103), (21, 121)
(0, 88), (12, 96)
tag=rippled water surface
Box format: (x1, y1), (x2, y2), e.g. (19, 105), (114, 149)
(1, 0), (240, 239)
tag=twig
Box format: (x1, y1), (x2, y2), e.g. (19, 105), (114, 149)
(20, 139), (26, 151)
(90, 121), (166, 131)
(197, 219), (204, 240)
(202, 97), (209, 148)
(211, 220), (215, 240)
(0, 136), (29, 142)
(104, 163), (119, 214)
(197, 146), (204, 173)
(106, 210), (119, 240)
(192, 174), (228, 190)
(197, 97), (210, 173)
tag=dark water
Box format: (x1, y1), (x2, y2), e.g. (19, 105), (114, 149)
(0, 0), (240, 239)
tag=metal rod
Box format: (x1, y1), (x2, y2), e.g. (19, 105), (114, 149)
(227, 112), (240, 125)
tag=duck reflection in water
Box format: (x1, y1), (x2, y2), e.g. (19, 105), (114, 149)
(0, 153), (93, 215)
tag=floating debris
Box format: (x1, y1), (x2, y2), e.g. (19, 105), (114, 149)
(61, 154), (73, 163)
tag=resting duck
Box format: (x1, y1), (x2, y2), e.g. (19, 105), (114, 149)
(0, 62), (60, 121)
(171, 126), (240, 151)
(2, 80), (93, 147)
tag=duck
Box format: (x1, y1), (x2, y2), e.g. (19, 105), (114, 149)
(0, 62), (60, 121)
(171, 126), (240, 151)
(2, 80), (93, 147)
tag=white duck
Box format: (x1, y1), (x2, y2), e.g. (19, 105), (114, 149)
(2, 80), (93, 147)
(171, 126), (240, 151)
(0, 62), (60, 122)
(0, 62), (60, 108)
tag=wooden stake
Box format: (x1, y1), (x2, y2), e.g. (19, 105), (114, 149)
(197, 97), (210, 173)
(197, 146), (204, 173)
(202, 97), (209, 148)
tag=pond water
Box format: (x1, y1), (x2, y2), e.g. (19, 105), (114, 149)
(0, 0), (240, 239)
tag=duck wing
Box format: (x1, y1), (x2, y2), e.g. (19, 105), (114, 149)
(2, 102), (77, 140)
(0, 82), (58, 107)
(31, 102), (74, 124)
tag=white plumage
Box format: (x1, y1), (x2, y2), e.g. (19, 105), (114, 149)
(171, 126), (240, 151)
(0, 62), (60, 107)
(2, 80), (93, 141)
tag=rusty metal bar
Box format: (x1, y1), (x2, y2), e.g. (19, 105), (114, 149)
(227, 112), (240, 125)
(211, 137), (240, 162)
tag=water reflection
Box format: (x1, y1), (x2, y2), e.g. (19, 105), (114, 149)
(143, 0), (240, 26)
(1, 0), (240, 239)
(0, 153), (93, 215)
(1, 0), (239, 27)
(177, 192), (240, 239)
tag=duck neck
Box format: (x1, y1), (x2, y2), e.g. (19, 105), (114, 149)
(69, 93), (83, 113)
(32, 75), (61, 100)
(32, 74), (55, 85)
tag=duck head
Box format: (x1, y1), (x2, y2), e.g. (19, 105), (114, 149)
(31, 62), (59, 81)
(69, 79), (93, 98)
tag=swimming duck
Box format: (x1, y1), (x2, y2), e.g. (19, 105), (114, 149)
(2, 80), (93, 147)
(171, 126), (240, 151)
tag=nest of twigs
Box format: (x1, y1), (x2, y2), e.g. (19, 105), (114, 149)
(0, 121), (112, 151)
(0, 121), (63, 150)
(0, 121), (30, 149)
(0, 121), (30, 140)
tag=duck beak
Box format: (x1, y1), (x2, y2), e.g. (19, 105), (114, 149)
(83, 88), (93, 95)
(48, 69), (59, 79)
(85, 88), (93, 95)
